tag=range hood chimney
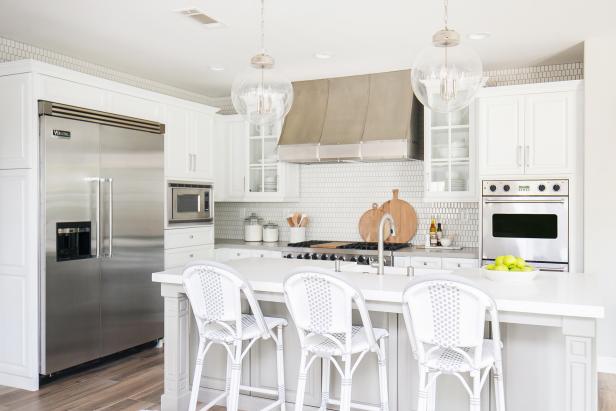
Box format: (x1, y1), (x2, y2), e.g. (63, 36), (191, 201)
(278, 69), (423, 163)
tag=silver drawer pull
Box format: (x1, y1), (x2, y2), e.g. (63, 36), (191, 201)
(189, 253), (194, 258)
(236, 252), (241, 256)
(423, 262), (428, 266)
(457, 264), (461, 268)
(189, 235), (194, 239)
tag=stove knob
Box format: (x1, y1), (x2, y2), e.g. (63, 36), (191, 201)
(285, 254), (293, 259)
(296, 254), (303, 259)
(489, 184), (497, 192)
(350, 256), (357, 262)
(357, 255), (366, 264)
(538, 184), (546, 192)
(553, 184), (561, 192)
(321, 254), (328, 260)
(337, 255), (345, 261)
(329, 254), (337, 261)
(503, 184), (511, 192)
(311, 253), (319, 260)
(304, 253), (311, 259)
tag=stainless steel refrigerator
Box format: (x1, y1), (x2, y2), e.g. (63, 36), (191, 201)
(39, 101), (164, 375)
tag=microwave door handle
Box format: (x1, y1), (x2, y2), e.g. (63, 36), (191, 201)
(197, 194), (201, 213)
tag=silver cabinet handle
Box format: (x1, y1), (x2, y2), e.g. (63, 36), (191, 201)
(189, 234), (194, 239)
(525, 145), (530, 168)
(189, 253), (194, 258)
(188, 153), (192, 172)
(423, 262), (428, 266)
(516, 145), (522, 166)
(484, 199), (565, 204)
(193, 154), (197, 172)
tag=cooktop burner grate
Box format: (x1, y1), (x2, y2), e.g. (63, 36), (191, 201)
(286, 240), (331, 248)
(337, 242), (409, 251)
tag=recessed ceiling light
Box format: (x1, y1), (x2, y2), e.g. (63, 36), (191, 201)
(209, 65), (225, 72)
(468, 32), (490, 40)
(314, 52), (333, 60)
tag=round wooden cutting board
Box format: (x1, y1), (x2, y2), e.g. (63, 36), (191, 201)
(379, 189), (418, 243)
(358, 203), (390, 242)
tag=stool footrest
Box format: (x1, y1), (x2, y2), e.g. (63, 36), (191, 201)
(327, 397), (381, 411)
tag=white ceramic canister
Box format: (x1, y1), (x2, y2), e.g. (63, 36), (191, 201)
(289, 227), (306, 244)
(244, 213), (263, 242)
(262, 222), (279, 242)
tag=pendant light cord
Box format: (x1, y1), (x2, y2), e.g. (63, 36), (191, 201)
(443, 0), (449, 30)
(260, 0), (266, 54)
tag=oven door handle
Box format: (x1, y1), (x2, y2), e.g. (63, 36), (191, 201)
(483, 199), (566, 204)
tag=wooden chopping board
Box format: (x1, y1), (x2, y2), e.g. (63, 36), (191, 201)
(379, 189), (418, 243)
(358, 203), (390, 242)
(310, 242), (352, 249)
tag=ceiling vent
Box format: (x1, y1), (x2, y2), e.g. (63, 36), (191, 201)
(174, 8), (224, 28)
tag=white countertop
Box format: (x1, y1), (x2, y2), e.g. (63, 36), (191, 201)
(153, 258), (605, 319)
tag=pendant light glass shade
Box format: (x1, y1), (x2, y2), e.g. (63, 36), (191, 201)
(411, 39), (483, 113)
(231, 0), (293, 126)
(411, 0), (484, 113)
(231, 56), (293, 126)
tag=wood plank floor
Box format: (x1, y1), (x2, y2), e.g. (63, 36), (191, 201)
(1, 346), (615, 410)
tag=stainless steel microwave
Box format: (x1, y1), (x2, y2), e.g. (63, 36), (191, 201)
(167, 181), (213, 224)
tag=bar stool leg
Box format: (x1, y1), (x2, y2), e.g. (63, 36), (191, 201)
(227, 341), (243, 411)
(469, 370), (481, 411)
(294, 349), (308, 411)
(339, 355), (352, 411)
(494, 361), (506, 411)
(320, 357), (331, 410)
(377, 338), (389, 411)
(188, 338), (207, 411)
(275, 326), (286, 411)
(417, 366), (429, 411)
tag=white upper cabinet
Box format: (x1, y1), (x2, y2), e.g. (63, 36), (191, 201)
(106, 92), (162, 122)
(424, 105), (477, 201)
(0, 74), (33, 169)
(164, 104), (214, 182)
(36, 74), (107, 112)
(214, 115), (299, 202)
(477, 81), (582, 177)
(524, 92), (577, 174)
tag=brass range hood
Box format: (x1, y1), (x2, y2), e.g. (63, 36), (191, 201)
(277, 70), (423, 163)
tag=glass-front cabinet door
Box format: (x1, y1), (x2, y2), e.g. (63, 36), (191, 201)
(424, 105), (476, 201)
(247, 121), (281, 196)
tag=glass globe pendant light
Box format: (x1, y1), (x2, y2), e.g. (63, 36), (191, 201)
(411, 0), (484, 113)
(231, 0), (293, 126)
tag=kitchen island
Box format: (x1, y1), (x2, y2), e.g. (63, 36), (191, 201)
(153, 258), (604, 411)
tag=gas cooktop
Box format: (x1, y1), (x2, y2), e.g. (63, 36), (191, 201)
(283, 240), (410, 265)
(286, 240), (408, 251)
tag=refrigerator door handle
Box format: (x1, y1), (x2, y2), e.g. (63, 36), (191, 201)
(105, 178), (114, 258)
(96, 177), (101, 258)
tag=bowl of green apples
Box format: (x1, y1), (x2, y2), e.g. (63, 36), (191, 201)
(482, 255), (539, 282)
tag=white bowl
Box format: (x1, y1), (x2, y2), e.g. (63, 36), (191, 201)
(482, 266), (539, 282)
(440, 238), (453, 247)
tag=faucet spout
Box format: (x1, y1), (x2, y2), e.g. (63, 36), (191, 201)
(377, 213), (396, 275)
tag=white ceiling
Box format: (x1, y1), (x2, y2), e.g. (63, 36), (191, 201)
(1, 0), (614, 97)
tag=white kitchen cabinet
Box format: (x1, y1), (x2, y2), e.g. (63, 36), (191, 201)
(0, 169), (38, 390)
(164, 105), (214, 182)
(442, 258), (480, 270)
(36, 74), (107, 112)
(164, 245), (215, 269)
(106, 92), (162, 122)
(215, 247), (281, 262)
(0, 74), (34, 169)
(214, 115), (300, 202)
(477, 81), (582, 177)
(424, 105), (477, 201)
(164, 226), (215, 249)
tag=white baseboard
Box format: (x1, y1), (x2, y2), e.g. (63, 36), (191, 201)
(598, 356), (616, 374)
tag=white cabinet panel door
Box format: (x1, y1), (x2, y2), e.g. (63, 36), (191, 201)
(0, 74), (32, 169)
(37, 75), (106, 111)
(0, 169), (38, 390)
(164, 226), (215, 249)
(164, 105), (191, 179)
(164, 245), (214, 269)
(107, 92), (162, 122)
(192, 112), (214, 181)
(524, 92), (577, 175)
(226, 121), (249, 200)
(478, 96), (524, 176)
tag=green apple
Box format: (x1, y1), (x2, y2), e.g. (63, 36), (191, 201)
(509, 267), (522, 272)
(485, 264), (496, 270)
(503, 255), (517, 266)
(515, 257), (526, 268)
(495, 256), (505, 266)
(494, 264), (509, 271)
(522, 266), (534, 272)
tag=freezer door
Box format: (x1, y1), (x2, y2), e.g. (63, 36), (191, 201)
(99, 125), (164, 356)
(41, 116), (102, 374)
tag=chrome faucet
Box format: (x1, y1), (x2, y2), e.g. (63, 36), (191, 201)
(377, 213), (396, 275)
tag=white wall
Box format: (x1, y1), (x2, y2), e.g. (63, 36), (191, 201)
(584, 35), (616, 371)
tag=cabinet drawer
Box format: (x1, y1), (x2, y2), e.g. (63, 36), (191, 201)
(165, 226), (214, 249)
(410, 257), (442, 269)
(165, 245), (214, 269)
(254, 250), (282, 259)
(442, 258), (480, 270)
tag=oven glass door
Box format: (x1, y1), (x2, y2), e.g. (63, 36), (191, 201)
(482, 197), (568, 263)
(172, 188), (210, 221)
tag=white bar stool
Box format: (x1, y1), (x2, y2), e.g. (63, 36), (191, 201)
(401, 274), (505, 411)
(182, 261), (288, 411)
(283, 267), (390, 411)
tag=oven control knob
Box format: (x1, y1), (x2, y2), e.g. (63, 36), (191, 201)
(285, 254), (293, 259)
(329, 254), (337, 261)
(538, 184), (546, 192)
(304, 253), (312, 259)
(296, 254), (303, 259)
(489, 184), (497, 192)
(338, 255), (346, 261)
(320, 254), (328, 260)
(310, 253), (317, 260)
(503, 184), (511, 192)
(553, 184), (561, 192)
(350, 256), (357, 262)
